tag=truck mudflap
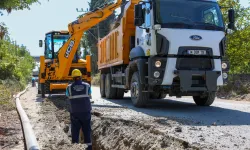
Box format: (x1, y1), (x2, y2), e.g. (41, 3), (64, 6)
(176, 70), (221, 92)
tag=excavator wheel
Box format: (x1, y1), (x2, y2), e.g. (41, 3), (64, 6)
(45, 80), (50, 95)
(100, 74), (106, 98)
(41, 83), (45, 98)
(105, 73), (117, 99)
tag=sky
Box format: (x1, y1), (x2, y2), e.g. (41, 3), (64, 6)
(1, 0), (250, 56)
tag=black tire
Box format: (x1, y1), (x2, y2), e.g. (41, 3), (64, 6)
(116, 88), (124, 99)
(130, 72), (149, 107)
(38, 82), (41, 94)
(105, 73), (117, 99)
(193, 92), (216, 106)
(159, 93), (167, 99)
(45, 80), (50, 94)
(150, 92), (160, 99)
(150, 93), (167, 99)
(41, 83), (45, 98)
(100, 74), (106, 98)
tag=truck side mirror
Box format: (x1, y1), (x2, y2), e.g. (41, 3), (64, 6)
(134, 4), (144, 26)
(39, 40), (43, 47)
(228, 9), (235, 30)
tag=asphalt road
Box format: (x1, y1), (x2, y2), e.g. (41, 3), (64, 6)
(91, 86), (250, 149)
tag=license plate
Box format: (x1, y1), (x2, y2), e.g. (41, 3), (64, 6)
(187, 50), (207, 55)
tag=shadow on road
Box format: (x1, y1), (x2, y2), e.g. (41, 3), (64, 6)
(102, 96), (250, 126)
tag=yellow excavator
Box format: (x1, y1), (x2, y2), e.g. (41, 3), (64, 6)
(38, 0), (123, 98)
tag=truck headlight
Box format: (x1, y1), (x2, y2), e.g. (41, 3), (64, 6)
(155, 61), (161, 68)
(154, 71), (160, 78)
(222, 73), (228, 79)
(222, 63), (228, 69)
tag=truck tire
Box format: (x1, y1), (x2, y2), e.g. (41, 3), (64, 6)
(193, 92), (216, 106)
(130, 72), (149, 107)
(150, 93), (167, 99)
(105, 73), (117, 99)
(160, 93), (167, 99)
(116, 88), (124, 99)
(100, 74), (106, 98)
(41, 83), (45, 98)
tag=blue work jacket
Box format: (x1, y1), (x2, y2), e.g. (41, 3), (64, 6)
(66, 80), (92, 113)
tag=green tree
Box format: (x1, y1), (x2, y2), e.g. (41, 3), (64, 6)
(0, 27), (34, 86)
(81, 34), (90, 60)
(0, 0), (40, 13)
(219, 0), (250, 74)
(86, 0), (115, 74)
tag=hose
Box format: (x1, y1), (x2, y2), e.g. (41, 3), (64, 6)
(16, 86), (40, 150)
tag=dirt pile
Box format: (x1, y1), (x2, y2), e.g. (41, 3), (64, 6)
(92, 115), (198, 150)
(44, 94), (199, 150)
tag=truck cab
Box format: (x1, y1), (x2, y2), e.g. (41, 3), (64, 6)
(98, 0), (234, 107)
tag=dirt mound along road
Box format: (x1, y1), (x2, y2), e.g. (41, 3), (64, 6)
(14, 85), (250, 150)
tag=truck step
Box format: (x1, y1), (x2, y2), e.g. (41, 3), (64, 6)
(111, 85), (126, 89)
(112, 73), (125, 78)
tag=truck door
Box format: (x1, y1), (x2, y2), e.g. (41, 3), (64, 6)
(135, 2), (156, 56)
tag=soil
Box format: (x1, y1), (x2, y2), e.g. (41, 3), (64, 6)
(0, 110), (24, 150)
(2, 85), (250, 150)
(19, 87), (86, 150)
(0, 86), (24, 150)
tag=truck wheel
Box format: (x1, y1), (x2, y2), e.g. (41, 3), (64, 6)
(41, 83), (45, 98)
(105, 73), (117, 99)
(150, 93), (167, 99)
(150, 92), (160, 99)
(160, 93), (167, 99)
(116, 88), (124, 99)
(100, 74), (106, 98)
(130, 72), (149, 107)
(193, 92), (216, 106)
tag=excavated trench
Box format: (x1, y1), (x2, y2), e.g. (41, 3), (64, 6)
(46, 95), (199, 150)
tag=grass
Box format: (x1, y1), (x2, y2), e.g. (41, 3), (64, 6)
(0, 79), (24, 111)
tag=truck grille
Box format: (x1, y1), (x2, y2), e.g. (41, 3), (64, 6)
(176, 58), (213, 70)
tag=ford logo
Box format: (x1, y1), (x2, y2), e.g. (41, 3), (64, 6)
(190, 35), (202, 41)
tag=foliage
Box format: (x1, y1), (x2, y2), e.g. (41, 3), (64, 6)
(0, 31), (35, 86)
(0, 0), (40, 13)
(81, 34), (90, 60)
(85, 0), (115, 74)
(218, 0), (250, 74)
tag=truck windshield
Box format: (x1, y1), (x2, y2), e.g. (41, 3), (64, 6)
(155, 0), (224, 30)
(53, 34), (69, 52)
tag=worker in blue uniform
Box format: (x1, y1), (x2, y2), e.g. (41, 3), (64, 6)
(32, 77), (36, 87)
(66, 69), (92, 150)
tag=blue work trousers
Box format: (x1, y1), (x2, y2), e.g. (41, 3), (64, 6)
(70, 112), (92, 150)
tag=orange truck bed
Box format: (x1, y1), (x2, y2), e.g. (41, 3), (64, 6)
(98, 0), (139, 69)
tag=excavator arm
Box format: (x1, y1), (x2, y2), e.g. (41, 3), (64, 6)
(56, 0), (123, 78)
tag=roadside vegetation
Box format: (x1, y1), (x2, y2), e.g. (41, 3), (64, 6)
(0, 0), (38, 110)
